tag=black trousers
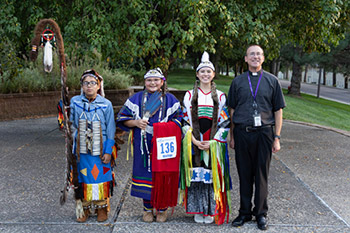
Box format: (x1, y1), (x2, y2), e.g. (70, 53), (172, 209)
(233, 125), (274, 217)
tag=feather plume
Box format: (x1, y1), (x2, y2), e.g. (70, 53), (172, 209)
(201, 51), (210, 63)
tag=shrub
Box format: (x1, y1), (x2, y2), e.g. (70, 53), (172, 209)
(127, 69), (145, 86)
(0, 48), (133, 93)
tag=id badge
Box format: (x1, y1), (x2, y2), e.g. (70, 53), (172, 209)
(253, 113), (262, 127)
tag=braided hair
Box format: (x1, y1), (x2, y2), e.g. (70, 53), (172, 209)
(190, 77), (219, 167)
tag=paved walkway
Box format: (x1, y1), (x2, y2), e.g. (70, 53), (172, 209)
(279, 79), (350, 105)
(0, 117), (349, 233)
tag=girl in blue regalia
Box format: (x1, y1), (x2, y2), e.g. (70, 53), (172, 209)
(116, 68), (182, 223)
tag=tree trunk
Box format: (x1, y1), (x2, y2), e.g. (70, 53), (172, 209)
(212, 50), (221, 77)
(323, 69), (326, 85)
(240, 61), (245, 74)
(193, 58), (197, 71)
(234, 63), (238, 77)
(332, 66), (336, 87)
(226, 61), (229, 76)
(345, 76), (348, 89)
(276, 58), (281, 77)
(286, 68), (289, 80)
(317, 67), (322, 98)
(303, 64), (308, 82)
(270, 59), (277, 76)
(288, 61), (302, 95)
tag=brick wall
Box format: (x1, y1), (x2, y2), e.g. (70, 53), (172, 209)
(0, 92), (62, 121)
(0, 89), (186, 121)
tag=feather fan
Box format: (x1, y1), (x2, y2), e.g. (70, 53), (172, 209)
(143, 91), (162, 120)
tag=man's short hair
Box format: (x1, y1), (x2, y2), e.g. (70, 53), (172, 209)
(246, 44), (264, 55)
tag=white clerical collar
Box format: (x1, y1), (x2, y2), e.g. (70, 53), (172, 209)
(249, 70), (262, 76)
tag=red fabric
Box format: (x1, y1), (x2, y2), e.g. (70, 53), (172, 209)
(202, 128), (211, 141)
(103, 167), (110, 175)
(151, 121), (181, 209)
(151, 121), (181, 172)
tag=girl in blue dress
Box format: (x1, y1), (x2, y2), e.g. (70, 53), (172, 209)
(116, 68), (182, 223)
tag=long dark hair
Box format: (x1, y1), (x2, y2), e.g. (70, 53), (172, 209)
(190, 78), (219, 166)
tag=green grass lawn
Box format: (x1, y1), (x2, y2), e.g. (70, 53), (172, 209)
(167, 69), (350, 131)
(167, 69), (233, 93)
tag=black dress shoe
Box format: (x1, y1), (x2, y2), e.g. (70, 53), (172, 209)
(231, 215), (252, 227)
(256, 215), (268, 230)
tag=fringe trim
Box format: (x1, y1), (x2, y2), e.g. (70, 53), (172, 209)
(209, 140), (231, 225)
(179, 127), (193, 205)
(127, 130), (134, 161)
(82, 182), (112, 201)
(151, 172), (179, 210)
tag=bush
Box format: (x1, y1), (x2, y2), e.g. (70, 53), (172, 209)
(65, 49), (134, 91)
(6, 68), (60, 93)
(0, 48), (134, 93)
(0, 36), (24, 93)
(127, 69), (145, 86)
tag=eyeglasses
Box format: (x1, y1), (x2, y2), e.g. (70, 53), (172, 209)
(248, 52), (264, 57)
(82, 81), (98, 86)
(145, 79), (162, 83)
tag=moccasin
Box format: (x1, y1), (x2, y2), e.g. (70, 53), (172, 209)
(97, 207), (108, 222)
(156, 210), (168, 222)
(76, 209), (90, 223)
(142, 211), (154, 222)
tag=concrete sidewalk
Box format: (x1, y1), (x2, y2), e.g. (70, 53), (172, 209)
(278, 79), (350, 105)
(0, 117), (349, 233)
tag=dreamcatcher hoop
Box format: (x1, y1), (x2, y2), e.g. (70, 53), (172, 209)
(42, 28), (54, 41)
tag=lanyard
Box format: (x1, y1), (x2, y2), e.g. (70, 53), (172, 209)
(247, 71), (263, 101)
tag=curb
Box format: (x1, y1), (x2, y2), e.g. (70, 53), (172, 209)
(284, 119), (350, 137)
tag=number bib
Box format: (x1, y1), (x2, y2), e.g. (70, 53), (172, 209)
(156, 136), (177, 160)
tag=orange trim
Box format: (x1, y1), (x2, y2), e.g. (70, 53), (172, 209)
(103, 182), (109, 199)
(83, 183), (87, 200)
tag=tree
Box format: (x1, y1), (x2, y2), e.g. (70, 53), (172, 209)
(0, 1), (22, 79)
(301, 34), (350, 89)
(332, 35), (350, 89)
(327, 34), (350, 88)
(218, 1), (281, 75)
(3, 0), (350, 87)
(276, 0), (350, 95)
(110, 0), (238, 76)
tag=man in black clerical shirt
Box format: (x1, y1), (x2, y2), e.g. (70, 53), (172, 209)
(228, 45), (285, 231)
